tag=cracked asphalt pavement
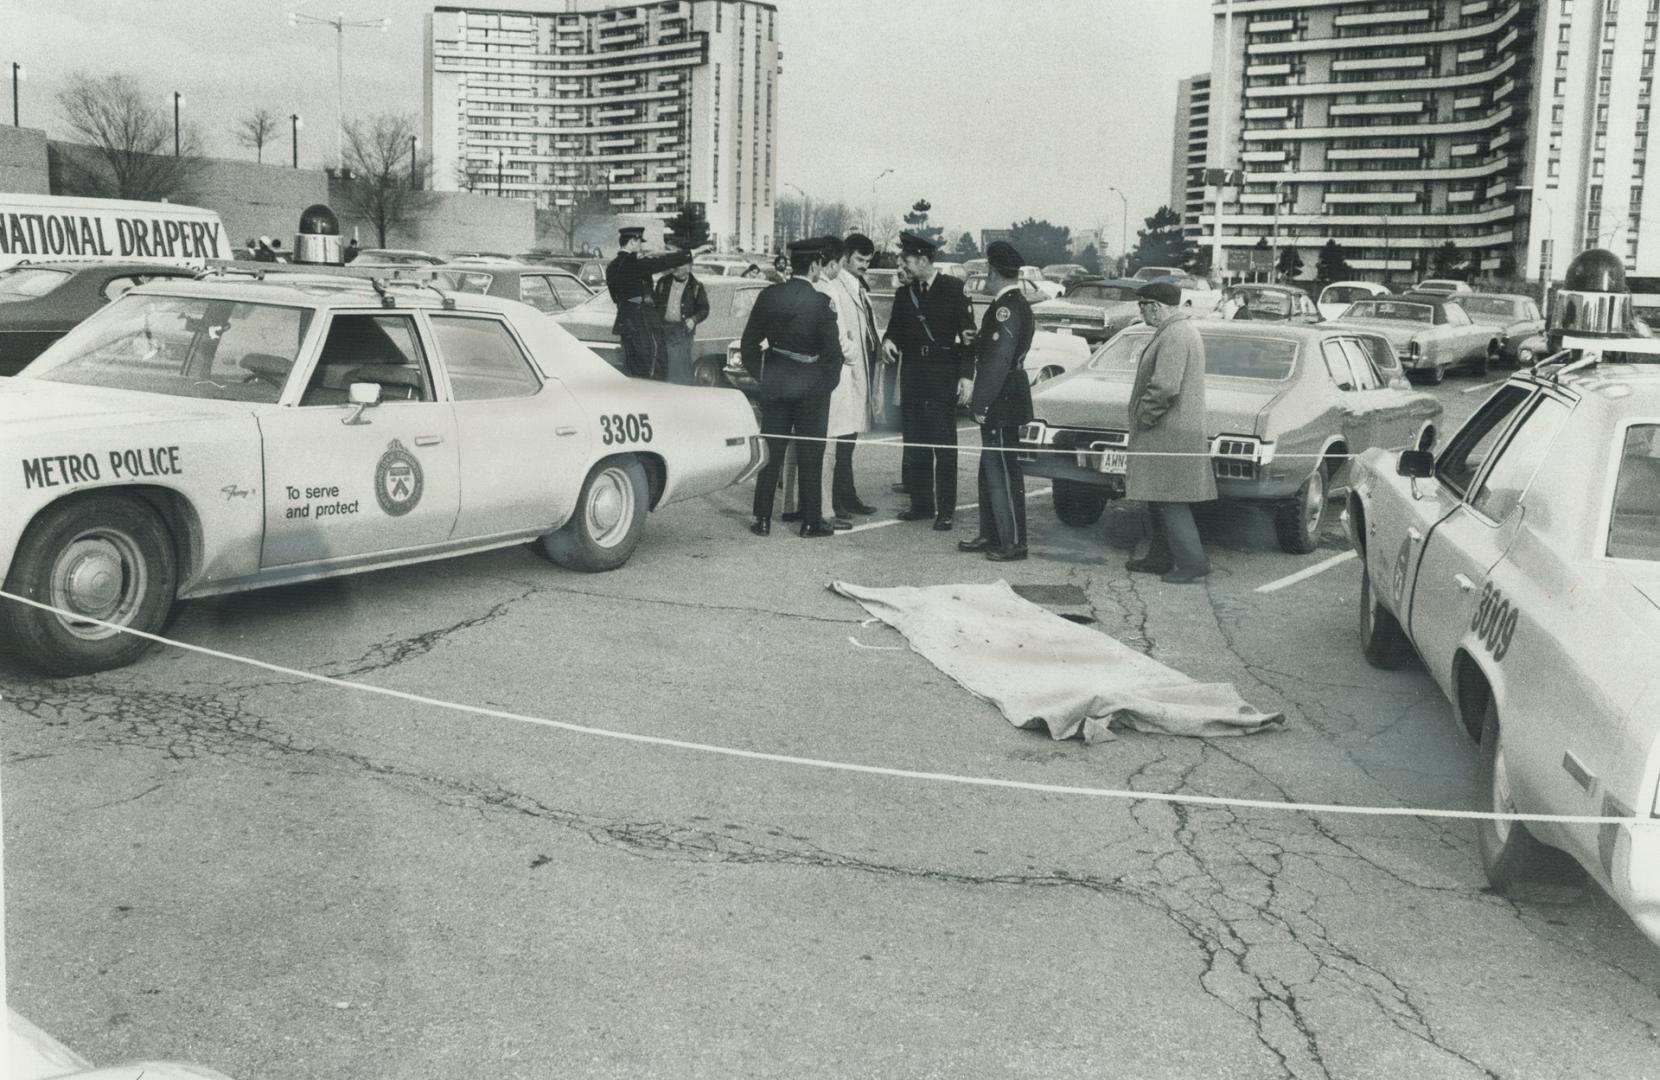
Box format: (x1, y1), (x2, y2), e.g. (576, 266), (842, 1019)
(6, 379), (1660, 1079)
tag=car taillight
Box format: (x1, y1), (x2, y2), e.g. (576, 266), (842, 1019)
(1408, 342), (1422, 360)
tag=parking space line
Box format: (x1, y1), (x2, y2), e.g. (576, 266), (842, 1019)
(840, 486), (1052, 535)
(1461, 378), (1505, 395)
(1254, 550), (1357, 594)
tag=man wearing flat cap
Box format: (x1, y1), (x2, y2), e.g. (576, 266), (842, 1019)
(739, 237), (845, 538)
(1125, 280), (1215, 583)
(606, 225), (713, 379)
(881, 231), (975, 530)
(959, 240), (1036, 561)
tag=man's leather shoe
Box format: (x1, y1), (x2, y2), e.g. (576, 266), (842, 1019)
(844, 499), (879, 516)
(799, 520), (836, 538)
(1125, 557), (1174, 575)
(780, 511), (803, 523)
(1160, 567), (1210, 584)
(986, 544), (1028, 562)
(830, 516), (853, 531)
(896, 508), (936, 521)
(749, 518), (771, 537)
(932, 515), (954, 532)
(957, 535), (994, 553)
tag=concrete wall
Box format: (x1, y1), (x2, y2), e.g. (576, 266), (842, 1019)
(187, 156), (329, 252)
(0, 125), (51, 195)
(330, 181), (534, 256)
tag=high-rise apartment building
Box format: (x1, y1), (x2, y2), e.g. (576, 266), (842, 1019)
(425, 0), (780, 252)
(1526, 0), (1660, 282)
(1201, 0), (1536, 283)
(1172, 73), (1212, 244)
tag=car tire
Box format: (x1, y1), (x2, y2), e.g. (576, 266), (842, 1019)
(1033, 365), (1064, 385)
(1476, 698), (1585, 891)
(1, 493), (179, 676)
(1358, 562), (1412, 670)
(1473, 345), (1495, 377)
(1274, 464), (1328, 555)
(1053, 480), (1108, 527)
(538, 456), (650, 573)
(692, 358), (724, 388)
(1425, 362), (1446, 385)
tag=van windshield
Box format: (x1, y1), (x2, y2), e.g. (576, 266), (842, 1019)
(22, 293), (314, 403)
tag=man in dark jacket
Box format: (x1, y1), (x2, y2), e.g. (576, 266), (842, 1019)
(880, 231), (975, 530)
(651, 255), (712, 385)
(959, 241), (1037, 561)
(739, 238), (845, 537)
(606, 225), (713, 378)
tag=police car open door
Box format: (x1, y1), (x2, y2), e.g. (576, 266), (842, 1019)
(257, 312), (461, 567)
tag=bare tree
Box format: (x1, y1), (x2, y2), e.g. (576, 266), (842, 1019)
(814, 201), (852, 237)
(775, 194), (806, 244)
(536, 190), (615, 255)
(54, 71), (202, 201)
(234, 108), (278, 164)
(337, 112), (430, 247)
(870, 213), (902, 251)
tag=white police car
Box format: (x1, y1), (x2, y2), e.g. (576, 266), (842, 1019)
(1345, 331), (1660, 942)
(0, 273), (763, 675)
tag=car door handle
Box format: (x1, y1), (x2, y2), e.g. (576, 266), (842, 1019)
(1453, 573), (1477, 592)
(414, 435), (443, 447)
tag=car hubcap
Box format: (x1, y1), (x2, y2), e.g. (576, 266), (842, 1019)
(586, 468), (634, 548)
(48, 529), (147, 641)
(1491, 737), (1514, 845)
(1303, 471), (1325, 540)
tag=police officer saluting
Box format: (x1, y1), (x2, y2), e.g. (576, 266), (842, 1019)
(739, 237), (845, 537)
(881, 231), (975, 530)
(959, 241), (1035, 561)
(606, 225), (713, 378)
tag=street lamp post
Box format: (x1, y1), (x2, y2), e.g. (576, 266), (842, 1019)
(1211, 0), (1235, 282)
(1107, 185), (1129, 275)
(290, 113), (302, 169)
(9, 63), (22, 127)
(785, 181), (810, 240)
(172, 92), (184, 157)
(870, 167), (893, 234)
(290, 11), (391, 167)
(1517, 186), (1553, 308)
(497, 149), (504, 197)
(409, 134), (419, 189)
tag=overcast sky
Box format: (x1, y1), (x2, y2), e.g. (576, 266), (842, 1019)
(5, 0), (1213, 249)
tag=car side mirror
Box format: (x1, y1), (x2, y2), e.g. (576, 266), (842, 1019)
(1397, 449), (1434, 479)
(343, 381), (382, 426)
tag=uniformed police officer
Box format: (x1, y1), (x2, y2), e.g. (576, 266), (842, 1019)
(881, 231), (975, 530)
(739, 237), (845, 537)
(959, 241), (1036, 561)
(606, 225), (713, 378)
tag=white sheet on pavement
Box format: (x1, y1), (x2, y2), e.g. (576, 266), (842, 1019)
(833, 580), (1283, 743)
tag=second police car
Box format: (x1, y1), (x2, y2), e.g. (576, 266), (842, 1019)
(0, 221), (764, 677)
(1346, 249), (1660, 944)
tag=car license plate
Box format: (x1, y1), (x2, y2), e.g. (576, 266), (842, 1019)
(1075, 449), (1127, 474)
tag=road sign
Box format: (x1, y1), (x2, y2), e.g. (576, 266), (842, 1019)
(1226, 249), (1251, 272)
(1250, 247), (1274, 270)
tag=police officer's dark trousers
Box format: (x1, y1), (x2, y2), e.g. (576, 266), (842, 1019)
(977, 425), (1026, 547)
(753, 392), (830, 523)
(900, 394), (957, 514)
(617, 301), (663, 379)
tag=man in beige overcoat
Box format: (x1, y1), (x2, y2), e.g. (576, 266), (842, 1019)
(1125, 280), (1217, 583)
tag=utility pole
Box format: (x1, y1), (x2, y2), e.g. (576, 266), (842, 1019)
(9, 62), (21, 127)
(1107, 186), (1129, 274)
(290, 113), (302, 169)
(290, 11), (391, 168)
(173, 92), (184, 157)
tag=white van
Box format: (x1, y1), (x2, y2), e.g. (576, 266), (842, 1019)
(0, 194), (231, 271)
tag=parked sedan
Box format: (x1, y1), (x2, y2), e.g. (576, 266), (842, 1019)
(1019, 321), (1441, 554)
(1031, 277), (1144, 345)
(0, 260), (198, 375)
(350, 248), (444, 268)
(1317, 280), (1390, 322)
(517, 251), (606, 288)
(1329, 293), (1496, 381)
(1450, 292), (1547, 366)
(553, 274), (767, 385)
(1212, 283), (1324, 324)
(433, 262), (593, 315)
(1413, 278), (1473, 296)
(1042, 263), (1090, 286)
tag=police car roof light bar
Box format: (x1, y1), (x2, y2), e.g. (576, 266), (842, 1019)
(381, 278), (456, 309)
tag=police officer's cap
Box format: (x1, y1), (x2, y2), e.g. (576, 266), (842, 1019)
(786, 237), (825, 255)
(897, 231), (939, 258)
(986, 240), (1023, 276)
(618, 226), (646, 242)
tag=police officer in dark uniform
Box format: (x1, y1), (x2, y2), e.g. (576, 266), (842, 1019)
(606, 225), (713, 378)
(881, 231), (975, 530)
(739, 237), (845, 537)
(959, 241), (1036, 561)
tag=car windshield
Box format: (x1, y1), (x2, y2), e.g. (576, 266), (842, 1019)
(1344, 300), (1433, 323)
(1068, 284), (1138, 302)
(1609, 424), (1660, 561)
(0, 266), (73, 301)
(572, 289), (617, 315)
(435, 270), (496, 294)
(1321, 286), (1374, 305)
(21, 293), (314, 404)
(1234, 290), (1293, 318)
(1087, 331), (1297, 380)
(1454, 297), (1520, 318)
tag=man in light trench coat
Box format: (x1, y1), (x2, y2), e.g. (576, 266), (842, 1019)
(1125, 280), (1216, 583)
